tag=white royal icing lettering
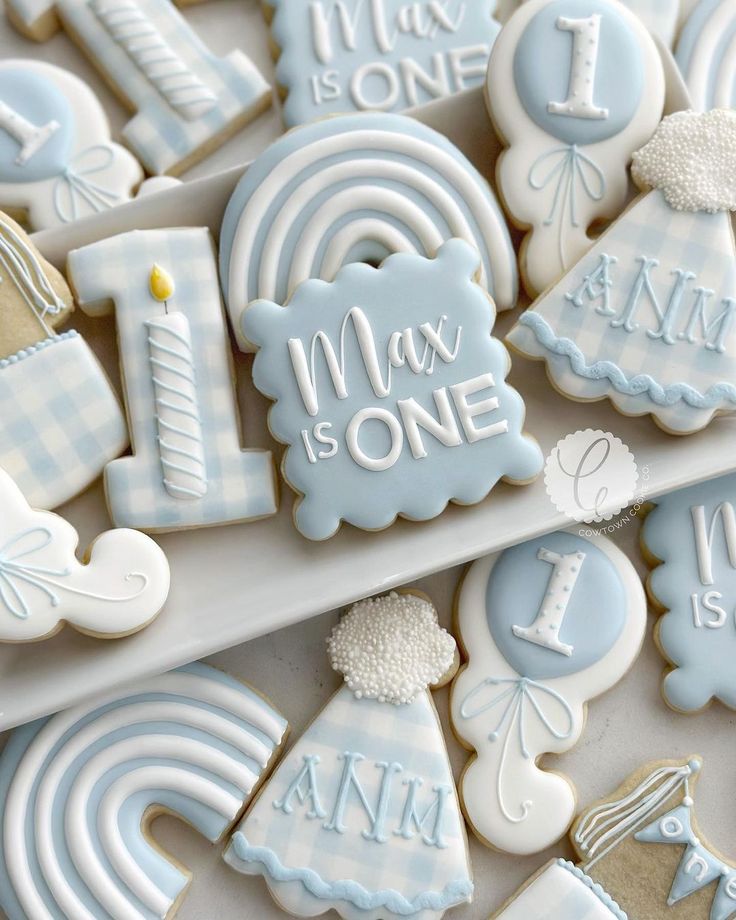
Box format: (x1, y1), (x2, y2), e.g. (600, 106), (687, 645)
(548, 15), (609, 120)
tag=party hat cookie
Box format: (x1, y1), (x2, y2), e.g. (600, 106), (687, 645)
(508, 109), (736, 434)
(224, 591), (474, 920)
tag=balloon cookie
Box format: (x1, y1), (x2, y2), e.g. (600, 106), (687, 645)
(219, 111), (519, 351)
(266, 0), (501, 126)
(0, 464), (169, 641)
(0, 59), (143, 230)
(676, 0), (736, 110)
(225, 591), (474, 920)
(0, 662), (288, 920)
(451, 529), (646, 855)
(67, 227), (278, 532)
(493, 757), (736, 920)
(0, 211), (128, 509)
(243, 239), (541, 541)
(487, 0), (665, 297)
(508, 109), (736, 434)
(642, 471), (736, 713)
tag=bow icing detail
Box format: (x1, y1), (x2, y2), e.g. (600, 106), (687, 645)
(53, 145), (121, 223)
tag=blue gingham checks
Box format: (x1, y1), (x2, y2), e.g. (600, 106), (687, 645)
(0, 331), (128, 510)
(67, 227), (277, 531)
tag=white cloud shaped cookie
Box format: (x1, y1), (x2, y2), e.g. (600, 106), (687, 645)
(0, 466), (170, 641)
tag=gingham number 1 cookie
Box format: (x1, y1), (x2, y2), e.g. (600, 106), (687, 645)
(487, 0), (665, 296)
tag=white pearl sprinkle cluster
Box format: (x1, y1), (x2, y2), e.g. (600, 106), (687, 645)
(631, 109), (736, 213)
(327, 592), (456, 706)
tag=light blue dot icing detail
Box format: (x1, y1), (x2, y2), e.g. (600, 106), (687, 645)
(243, 239), (542, 541)
(487, 531), (626, 680)
(557, 860), (629, 920)
(513, 0), (644, 146)
(269, 0), (501, 127)
(643, 472), (736, 712)
(0, 69), (74, 183)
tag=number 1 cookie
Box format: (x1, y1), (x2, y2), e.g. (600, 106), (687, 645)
(451, 529), (646, 854)
(487, 0), (665, 297)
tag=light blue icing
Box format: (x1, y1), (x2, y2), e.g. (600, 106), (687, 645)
(0, 68), (73, 182)
(219, 111), (518, 315)
(675, 0), (735, 110)
(485, 531), (626, 680)
(513, 0), (644, 146)
(0, 329), (78, 368)
(269, 0), (500, 127)
(243, 239), (541, 541)
(642, 472), (736, 712)
(0, 662), (287, 920)
(557, 860), (628, 920)
(230, 833), (473, 915)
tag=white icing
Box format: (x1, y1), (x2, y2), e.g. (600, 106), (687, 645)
(345, 406), (404, 471)
(547, 15), (609, 120)
(0, 465), (169, 641)
(327, 591), (456, 705)
(631, 109), (736, 213)
(691, 501), (736, 586)
(0, 100), (58, 165)
(0, 214), (66, 331)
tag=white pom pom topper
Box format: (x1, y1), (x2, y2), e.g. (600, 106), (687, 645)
(632, 109), (736, 212)
(327, 591), (456, 705)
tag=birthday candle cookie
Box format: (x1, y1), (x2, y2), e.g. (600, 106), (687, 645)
(493, 757), (736, 920)
(642, 471), (736, 713)
(451, 529), (646, 855)
(676, 0), (736, 111)
(0, 661), (288, 920)
(507, 109), (736, 434)
(67, 227), (278, 532)
(219, 112), (519, 351)
(0, 464), (170, 641)
(0, 211), (128, 510)
(23, 0), (271, 176)
(266, 0), (501, 127)
(243, 239), (541, 541)
(0, 59), (143, 230)
(224, 591), (474, 920)
(487, 0), (665, 297)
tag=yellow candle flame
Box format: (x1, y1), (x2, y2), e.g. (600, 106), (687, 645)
(149, 263), (175, 302)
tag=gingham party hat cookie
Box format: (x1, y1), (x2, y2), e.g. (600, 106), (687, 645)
(224, 591), (473, 920)
(507, 109), (736, 434)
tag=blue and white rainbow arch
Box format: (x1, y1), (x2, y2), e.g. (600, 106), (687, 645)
(0, 662), (287, 920)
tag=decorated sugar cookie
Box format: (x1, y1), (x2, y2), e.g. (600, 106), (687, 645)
(0, 661), (288, 920)
(225, 592), (473, 920)
(0, 60), (143, 230)
(621, 0), (680, 46)
(487, 0), (665, 297)
(219, 112), (519, 351)
(451, 529), (646, 854)
(0, 465), (169, 641)
(676, 0), (736, 110)
(642, 472), (736, 713)
(244, 239), (541, 541)
(507, 109), (736, 434)
(67, 227), (277, 532)
(266, 0), (501, 126)
(0, 211), (128, 509)
(24, 0), (271, 175)
(493, 757), (736, 920)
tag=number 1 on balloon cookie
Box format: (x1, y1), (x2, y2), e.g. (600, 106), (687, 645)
(67, 227), (278, 533)
(487, 0), (665, 296)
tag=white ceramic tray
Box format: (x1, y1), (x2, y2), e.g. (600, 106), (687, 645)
(0, 57), (725, 731)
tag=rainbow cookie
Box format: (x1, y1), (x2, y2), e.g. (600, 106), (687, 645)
(243, 239), (541, 541)
(265, 0), (501, 127)
(0, 464), (169, 641)
(451, 529), (646, 854)
(224, 591), (473, 920)
(219, 111), (519, 351)
(493, 757), (736, 920)
(0, 662), (288, 920)
(0, 59), (143, 230)
(486, 0), (665, 297)
(676, 0), (736, 111)
(507, 109), (736, 434)
(642, 471), (736, 713)
(0, 211), (128, 509)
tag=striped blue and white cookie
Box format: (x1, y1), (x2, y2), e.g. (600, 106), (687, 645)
(676, 0), (736, 110)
